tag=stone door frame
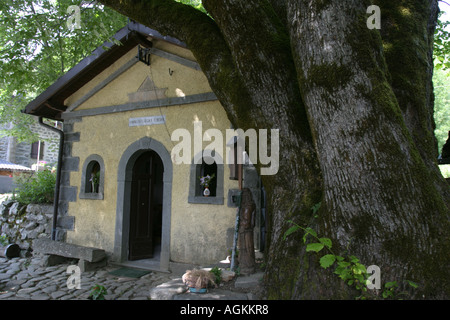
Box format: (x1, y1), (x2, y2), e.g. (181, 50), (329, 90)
(113, 137), (172, 272)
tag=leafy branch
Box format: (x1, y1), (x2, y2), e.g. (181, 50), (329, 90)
(434, 10), (450, 70)
(283, 203), (420, 298)
(380, 280), (419, 299)
(284, 210), (369, 292)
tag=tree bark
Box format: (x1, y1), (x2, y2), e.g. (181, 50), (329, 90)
(375, 0), (450, 204)
(99, 0), (450, 299)
(284, 0), (450, 298)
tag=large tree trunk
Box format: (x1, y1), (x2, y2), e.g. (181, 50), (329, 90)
(100, 0), (450, 299)
(282, 0), (450, 299)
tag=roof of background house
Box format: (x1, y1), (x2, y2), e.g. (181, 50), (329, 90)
(23, 21), (186, 121)
(0, 159), (33, 172)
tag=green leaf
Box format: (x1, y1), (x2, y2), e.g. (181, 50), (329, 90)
(283, 225), (301, 240)
(305, 227), (317, 238)
(352, 262), (367, 275)
(311, 202), (322, 214)
(354, 274), (365, 283)
(385, 281), (398, 289)
(306, 243), (324, 253)
(335, 268), (351, 280)
(302, 227), (317, 243)
(319, 254), (336, 269)
(337, 261), (351, 268)
(406, 280), (419, 289)
(319, 237), (332, 249)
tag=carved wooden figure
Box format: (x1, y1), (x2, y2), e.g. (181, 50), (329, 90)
(238, 188), (256, 275)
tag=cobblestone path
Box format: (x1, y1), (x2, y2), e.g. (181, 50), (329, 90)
(0, 256), (176, 300)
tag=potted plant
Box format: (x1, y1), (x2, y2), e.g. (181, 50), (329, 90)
(182, 269), (218, 293)
(199, 174), (215, 197)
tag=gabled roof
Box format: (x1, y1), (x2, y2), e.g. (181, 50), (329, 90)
(23, 21), (186, 121)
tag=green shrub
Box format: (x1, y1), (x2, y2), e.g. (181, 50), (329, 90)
(0, 235), (8, 246)
(88, 284), (108, 300)
(13, 168), (56, 205)
(210, 267), (222, 285)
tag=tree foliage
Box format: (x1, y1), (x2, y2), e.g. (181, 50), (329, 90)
(433, 65), (450, 153)
(0, 0), (127, 142)
(434, 3), (450, 70)
(434, 3), (450, 160)
(12, 168), (56, 204)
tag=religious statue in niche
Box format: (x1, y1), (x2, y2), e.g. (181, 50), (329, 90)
(238, 188), (256, 275)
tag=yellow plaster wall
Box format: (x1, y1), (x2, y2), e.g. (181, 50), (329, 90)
(64, 42), (239, 265)
(64, 43), (211, 110)
(152, 39), (196, 61)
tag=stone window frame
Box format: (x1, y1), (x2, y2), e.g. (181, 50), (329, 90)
(188, 151), (224, 205)
(79, 154), (105, 200)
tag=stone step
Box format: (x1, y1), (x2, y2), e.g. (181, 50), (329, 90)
(32, 239), (106, 263)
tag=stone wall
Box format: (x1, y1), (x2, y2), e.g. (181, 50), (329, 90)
(0, 201), (53, 256)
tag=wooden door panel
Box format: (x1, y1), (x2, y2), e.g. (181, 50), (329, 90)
(129, 153), (154, 260)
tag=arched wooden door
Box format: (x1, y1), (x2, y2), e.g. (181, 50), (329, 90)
(129, 151), (163, 260)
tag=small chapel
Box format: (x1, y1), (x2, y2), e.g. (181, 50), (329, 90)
(24, 21), (266, 271)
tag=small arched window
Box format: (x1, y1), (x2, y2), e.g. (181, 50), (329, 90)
(79, 154), (105, 200)
(198, 161), (217, 197)
(86, 161), (101, 193)
(188, 151), (224, 205)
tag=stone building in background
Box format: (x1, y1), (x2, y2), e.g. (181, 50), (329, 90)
(0, 118), (60, 193)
